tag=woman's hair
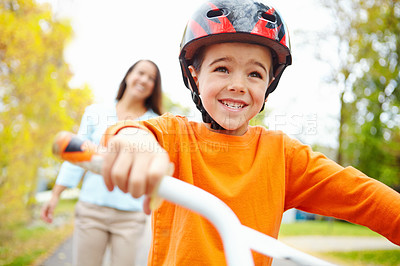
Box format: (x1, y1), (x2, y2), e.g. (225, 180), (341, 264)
(116, 60), (163, 115)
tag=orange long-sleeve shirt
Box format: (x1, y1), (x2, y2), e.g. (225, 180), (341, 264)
(103, 113), (400, 265)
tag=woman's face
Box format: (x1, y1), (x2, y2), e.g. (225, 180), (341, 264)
(124, 61), (157, 102)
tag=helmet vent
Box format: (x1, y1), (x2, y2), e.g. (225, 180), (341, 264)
(207, 9), (225, 18)
(260, 12), (277, 23)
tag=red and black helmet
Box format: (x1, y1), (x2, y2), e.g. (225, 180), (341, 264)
(179, 0), (292, 128)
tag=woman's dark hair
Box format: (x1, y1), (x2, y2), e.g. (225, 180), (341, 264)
(116, 60), (163, 115)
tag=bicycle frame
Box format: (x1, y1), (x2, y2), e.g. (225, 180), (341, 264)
(53, 131), (335, 266)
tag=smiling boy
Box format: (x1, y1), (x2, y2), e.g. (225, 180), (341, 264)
(189, 42), (273, 135)
(100, 0), (400, 265)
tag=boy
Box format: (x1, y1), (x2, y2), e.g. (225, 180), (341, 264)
(101, 0), (400, 265)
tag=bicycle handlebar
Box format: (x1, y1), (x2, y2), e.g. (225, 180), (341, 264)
(52, 131), (335, 266)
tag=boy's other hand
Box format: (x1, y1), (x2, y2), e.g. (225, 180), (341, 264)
(101, 128), (170, 200)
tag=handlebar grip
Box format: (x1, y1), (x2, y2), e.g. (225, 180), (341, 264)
(52, 131), (102, 174)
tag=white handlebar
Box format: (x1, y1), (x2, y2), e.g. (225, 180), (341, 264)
(158, 176), (335, 266)
(158, 176), (254, 266)
(76, 158), (334, 266)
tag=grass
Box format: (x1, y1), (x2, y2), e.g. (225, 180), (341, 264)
(279, 220), (381, 237)
(0, 199), (76, 266)
(279, 220), (400, 266)
(323, 250), (400, 266)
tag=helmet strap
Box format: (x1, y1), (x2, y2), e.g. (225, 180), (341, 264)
(189, 76), (225, 130)
(181, 56), (225, 130)
(181, 59), (289, 129)
(260, 64), (288, 112)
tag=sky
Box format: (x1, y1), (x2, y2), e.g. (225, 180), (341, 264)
(40, 0), (340, 148)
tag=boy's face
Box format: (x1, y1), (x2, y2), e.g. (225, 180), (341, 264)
(189, 42), (273, 135)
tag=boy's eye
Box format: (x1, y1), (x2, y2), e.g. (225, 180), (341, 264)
(249, 72), (263, 79)
(214, 66), (228, 73)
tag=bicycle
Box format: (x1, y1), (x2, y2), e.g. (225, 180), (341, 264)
(53, 131), (335, 266)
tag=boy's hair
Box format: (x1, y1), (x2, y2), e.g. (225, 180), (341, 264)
(179, 0), (292, 129)
(191, 45), (274, 82)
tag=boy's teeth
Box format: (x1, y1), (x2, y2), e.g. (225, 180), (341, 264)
(222, 100), (244, 109)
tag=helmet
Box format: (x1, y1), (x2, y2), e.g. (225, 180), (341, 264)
(179, 0), (292, 128)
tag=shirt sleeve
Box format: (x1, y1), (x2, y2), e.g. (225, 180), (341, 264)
(284, 135), (400, 245)
(55, 161), (86, 187)
(101, 113), (176, 148)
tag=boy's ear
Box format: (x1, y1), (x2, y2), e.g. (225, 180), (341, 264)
(188, 66), (199, 91)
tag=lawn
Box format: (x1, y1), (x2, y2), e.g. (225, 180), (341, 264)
(0, 199), (76, 266)
(324, 249), (400, 266)
(279, 220), (381, 237)
(279, 220), (400, 266)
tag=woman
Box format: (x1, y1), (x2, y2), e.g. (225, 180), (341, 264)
(41, 60), (163, 266)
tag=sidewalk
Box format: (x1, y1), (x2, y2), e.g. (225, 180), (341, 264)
(40, 235), (399, 266)
(40, 237), (73, 266)
(40, 237), (111, 266)
(280, 235), (400, 253)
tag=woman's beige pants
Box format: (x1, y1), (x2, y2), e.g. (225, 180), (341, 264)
(73, 201), (151, 266)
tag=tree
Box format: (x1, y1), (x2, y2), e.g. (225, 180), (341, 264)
(348, 0), (400, 186)
(163, 93), (191, 116)
(320, 0), (400, 187)
(0, 0), (93, 230)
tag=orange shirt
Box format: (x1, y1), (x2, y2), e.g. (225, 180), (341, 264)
(103, 113), (400, 265)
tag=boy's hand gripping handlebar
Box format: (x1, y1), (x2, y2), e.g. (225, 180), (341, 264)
(52, 131), (335, 266)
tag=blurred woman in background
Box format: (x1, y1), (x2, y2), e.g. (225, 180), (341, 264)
(41, 59), (163, 266)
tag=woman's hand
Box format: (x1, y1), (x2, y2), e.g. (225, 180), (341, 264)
(41, 194), (60, 223)
(40, 184), (66, 223)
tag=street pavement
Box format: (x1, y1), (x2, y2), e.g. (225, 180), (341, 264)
(39, 237), (111, 266)
(39, 235), (399, 266)
(41, 237), (73, 266)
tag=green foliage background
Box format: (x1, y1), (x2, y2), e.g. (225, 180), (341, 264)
(321, 0), (400, 188)
(0, 0), (93, 232)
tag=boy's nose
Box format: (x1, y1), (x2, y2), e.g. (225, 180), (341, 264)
(228, 75), (246, 93)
